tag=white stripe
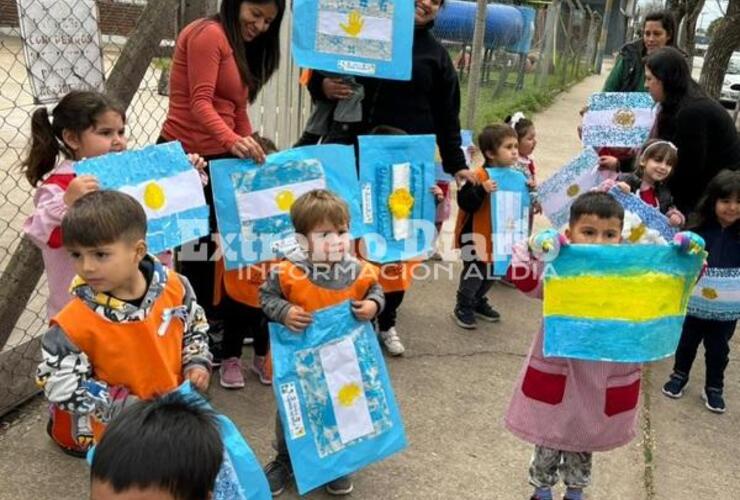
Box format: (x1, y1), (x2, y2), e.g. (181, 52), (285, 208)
(494, 191), (524, 259)
(691, 288), (740, 301)
(319, 337), (374, 444)
(119, 169), (205, 220)
(583, 108), (655, 129)
(391, 162), (411, 240)
(235, 178), (326, 221)
(318, 11), (392, 42)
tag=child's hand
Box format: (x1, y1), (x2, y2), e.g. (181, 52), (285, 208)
(351, 300), (378, 321)
(430, 185), (444, 201)
(672, 231), (705, 255)
(615, 181), (631, 193)
(526, 178), (537, 189)
(532, 200), (542, 215)
(285, 306), (312, 332)
(186, 367), (210, 392)
(529, 228), (567, 260)
(482, 179), (498, 193)
(187, 153), (207, 172)
(597, 155), (619, 171)
(63, 175), (99, 206)
(668, 212), (683, 227)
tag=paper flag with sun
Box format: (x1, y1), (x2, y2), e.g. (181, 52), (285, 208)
(542, 243), (705, 362)
(539, 148), (602, 229)
(608, 186), (677, 243)
(270, 301), (407, 494)
(582, 92), (656, 148)
(210, 145), (364, 270)
(488, 168), (530, 276)
(687, 267), (740, 321)
(358, 135), (436, 264)
(74, 142), (209, 254)
(292, 0), (413, 80)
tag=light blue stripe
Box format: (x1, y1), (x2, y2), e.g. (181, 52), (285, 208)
(543, 315), (685, 362)
(587, 92), (654, 111)
(550, 245), (704, 277)
(147, 204), (210, 254)
(582, 125), (651, 147)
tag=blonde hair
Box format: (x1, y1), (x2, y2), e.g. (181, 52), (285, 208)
(290, 189), (350, 235)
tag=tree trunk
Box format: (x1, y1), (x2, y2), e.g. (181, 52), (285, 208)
(699, 0), (740, 99)
(464, 0), (487, 129)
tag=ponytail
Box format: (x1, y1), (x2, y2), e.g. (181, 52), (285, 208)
(21, 107), (62, 187)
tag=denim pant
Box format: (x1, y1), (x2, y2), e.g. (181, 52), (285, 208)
(456, 260), (496, 311)
(673, 315), (737, 390)
(529, 445), (592, 489)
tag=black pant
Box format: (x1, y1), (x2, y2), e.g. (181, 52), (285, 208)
(673, 315), (737, 390)
(222, 298), (269, 359)
(377, 290), (405, 332)
(456, 260), (496, 310)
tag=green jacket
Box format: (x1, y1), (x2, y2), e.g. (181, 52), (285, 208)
(603, 40), (647, 93)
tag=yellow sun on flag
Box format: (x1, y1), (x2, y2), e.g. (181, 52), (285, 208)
(701, 287), (718, 300)
(388, 188), (414, 219)
(628, 223), (646, 243)
(143, 182), (166, 211)
(337, 382), (363, 407)
(275, 190), (295, 212)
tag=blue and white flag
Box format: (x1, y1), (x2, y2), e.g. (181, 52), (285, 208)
(687, 267), (740, 321)
(582, 92), (655, 148)
(75, 142), (209, 254)
(608, 186), (677, 243)
(488, 167), (530, 275)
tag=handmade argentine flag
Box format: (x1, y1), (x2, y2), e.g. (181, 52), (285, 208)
(74, 142), (209, 254)
(543, 243), (705, 363)
(687, 268), (740, 321)
(582, 92), (655, 148)
(539, 148), (600, 229)
(488, 168), (530, 276)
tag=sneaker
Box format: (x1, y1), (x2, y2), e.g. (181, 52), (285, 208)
(325, 475), (354, 495)
(474, 300), (501, 322)
(265, 459), (293, 497)
(379, 327), (405, 356)
(243, 336), (254, 345)
(251, 356), (272, 385)
(452, 308), (476, 329)
(661, 373), (688, 399)
(219, 357), (245, 389)
(702, 387), (726, 413)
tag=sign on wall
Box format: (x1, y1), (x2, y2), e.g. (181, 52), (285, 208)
(17, 0), (105, 103)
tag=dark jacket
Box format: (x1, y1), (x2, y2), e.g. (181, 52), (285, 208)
(616, 172), (676, 215)
(603, 40), (646, 93)
(695, 221), (740, 269)
(658, 97), (740, 215)
(308, 24), (467, 175)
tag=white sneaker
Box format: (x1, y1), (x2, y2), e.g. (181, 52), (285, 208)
(379, 327), (405, 356)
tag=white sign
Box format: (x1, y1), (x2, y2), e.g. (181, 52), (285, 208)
(17, 0), (105, 103)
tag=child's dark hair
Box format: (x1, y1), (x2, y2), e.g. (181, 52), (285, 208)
(370, 125), (407, 136)
(91, 392), (223, 500)
(478, 124), (517, 154)
(20, 91), (125, 187)
(637, 139), (678, 177)
(62, 191), (146, 248)
(504, 114), (534, 140)
(689, 169), (740, 232)
(569, 191), (625, 226)
(252, 132), (278, 154)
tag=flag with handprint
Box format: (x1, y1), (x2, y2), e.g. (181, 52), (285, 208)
(292, 0), (414, 80)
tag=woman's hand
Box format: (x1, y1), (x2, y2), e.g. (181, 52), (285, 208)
(230, 135), (266, 163)
(63, 175), (99, 207)
(454, 168), (479, 186)
(598, 155), (620, 171)
(322, 77), (354, 100)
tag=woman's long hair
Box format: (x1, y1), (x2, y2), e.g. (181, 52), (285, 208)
(217, 0), (285, 102)
(645, 47), (704, 140)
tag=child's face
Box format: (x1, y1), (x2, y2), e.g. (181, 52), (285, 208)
(518, 127), (537, 157)
(641, 157), (673, 184)
(64, 110), (127, 161)
(67, 238), (146, 297)
(90, 480), (180, 500)
(566, 215), (623, 244)
(715, 193), (739, 228)
(485, 137), (519, 166)
(305, 220), (350, 263)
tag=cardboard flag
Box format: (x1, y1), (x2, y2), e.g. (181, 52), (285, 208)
(75, 142), (209, 255)
(538, 148), (601, 229)
(210, 145), (364, 269)
(270, 302), (407, 494)
(687, 268), (740, 321)
(488, 167), (530, 275)
(543, 244), (705, 362)
(359, 135), (436, 263)
(608, 186), (677, 243)
(582, 92), (655, 148)
(292, 0), (414, 80)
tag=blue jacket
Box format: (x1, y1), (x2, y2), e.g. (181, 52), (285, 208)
(696, 222), (740, 269)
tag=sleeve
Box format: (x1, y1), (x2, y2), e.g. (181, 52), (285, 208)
(185, 24), (243, 151)
(670, 106), (709, 214)
(233, 103), (251, 138)
(260, 267), (293, 323)
(602, 57), (625, 92)
(505, 240), (544, 298)
(456, 180), (488, 214)
(432, 51), (467, 175)
(307, 70), (331, 101)
(179, 274), (212, 374)
(364, 281), (385, 318)
(23, 182), (68, 249)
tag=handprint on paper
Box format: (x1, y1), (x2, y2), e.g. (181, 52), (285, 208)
(340, 10), (364, 37)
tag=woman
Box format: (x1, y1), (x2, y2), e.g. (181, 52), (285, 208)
(159, 0), (284, 387)
(645, 47), (740, 215)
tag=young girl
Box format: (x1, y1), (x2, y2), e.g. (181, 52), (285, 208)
(452, 124), (520, 329)
(605, 139), (685, 227)
(662, 169), (739, 413)
(506, 112), (541, 223)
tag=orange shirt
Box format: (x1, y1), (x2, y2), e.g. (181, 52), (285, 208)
(453, 168), (493, 261)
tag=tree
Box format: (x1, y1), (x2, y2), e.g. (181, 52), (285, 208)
(700, 0), (740, 98)
(668, 0), (706, 59)
(706, 16), (722, 39)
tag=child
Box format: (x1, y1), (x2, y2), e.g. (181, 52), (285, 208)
(260, 189), (385, 496)
(662, 169), (739, 413)
(91, 393), (223, 500)
(604, 139), (685, 227)
(506, 112), (541, 221)
(452, 124), (520, 329)
(36, 191), (212, 448)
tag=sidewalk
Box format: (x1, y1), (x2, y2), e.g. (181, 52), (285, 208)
(0, 71), (737, 500)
